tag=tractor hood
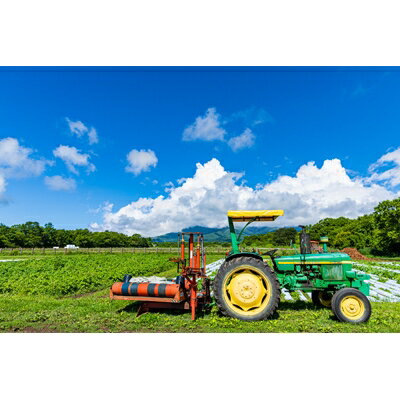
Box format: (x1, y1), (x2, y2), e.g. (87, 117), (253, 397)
(274, 252), (352, 264)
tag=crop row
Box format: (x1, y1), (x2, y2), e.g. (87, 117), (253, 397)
(354, 261), (400, 284)
(0, 254), (176, 296)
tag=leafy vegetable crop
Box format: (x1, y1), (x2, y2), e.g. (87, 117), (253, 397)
(0, 254), (176, 296)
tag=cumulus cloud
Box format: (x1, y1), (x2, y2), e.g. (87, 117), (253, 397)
(0, 137), (52, 199)
(53, 145), (95, 175)
(368, 146), (400, 187)
(126, 149), (158, 176)
(0, 137), (52, 178)
(66, 118), (99, 144)
(91, 156), (398, 237)
(44, 175), (76, 191)
(228, 128), (255, 152)
(183, 108), (226, 141)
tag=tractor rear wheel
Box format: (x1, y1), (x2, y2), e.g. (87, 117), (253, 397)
(312, 290), (333, 308)
(213, 256), (280, 321)
(331, 288), (371, 323)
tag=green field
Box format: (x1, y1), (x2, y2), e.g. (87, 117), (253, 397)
(0, 253), (399, 333)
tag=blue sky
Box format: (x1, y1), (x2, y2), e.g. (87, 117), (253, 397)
(0, 67), (399, 236)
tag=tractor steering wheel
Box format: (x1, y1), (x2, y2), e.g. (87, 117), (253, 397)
(263, 249), (278, 257)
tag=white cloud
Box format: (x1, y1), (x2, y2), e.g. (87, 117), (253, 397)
(53, 145), (95, 175)
(91, 156), (398, 237)
(0, 137), (51, 178)
(0, 174), (6, 197)
(44, 175), (76, 191)
(66, 118), (99, 144)
(182, 107), (260, 152)
(0, 138), (52, 199)
(125, 149), (158, 176)
(88, 127), (99, 145)
(89, 201), (113, 215)
(228, 128), (255, 152)
(183, 108), (226, 141)
(368, 146), (400, 187)
(66, 118), (88, 137)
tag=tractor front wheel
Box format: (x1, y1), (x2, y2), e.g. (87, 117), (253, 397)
(312, 290), (333, 308)
(213, 256), (280, 321)
(331, 288), (371, 323)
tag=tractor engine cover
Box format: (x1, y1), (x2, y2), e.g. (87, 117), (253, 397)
(320, 264), (344, 280)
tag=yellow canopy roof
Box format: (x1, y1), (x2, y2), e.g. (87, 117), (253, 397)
(227, 210), (284, 222)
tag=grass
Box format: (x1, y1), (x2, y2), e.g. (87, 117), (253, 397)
(0, 253), (399, 333)
(0, 291), (399, 333)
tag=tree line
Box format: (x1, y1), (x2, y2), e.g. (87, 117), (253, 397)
(1, 197), (399, 254)
(0, 222), (152, 248)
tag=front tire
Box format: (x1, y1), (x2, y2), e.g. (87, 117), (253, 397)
(331, 288), (371, 323)
(312, 290), (333, 308)
(213, 256), (281, 321)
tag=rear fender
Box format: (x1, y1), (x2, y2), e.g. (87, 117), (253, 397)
(225, 252), (264, 263)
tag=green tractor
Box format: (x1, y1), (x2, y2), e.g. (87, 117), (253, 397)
(213, 210), (371, 323)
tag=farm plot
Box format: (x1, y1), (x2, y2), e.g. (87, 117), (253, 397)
(0, 254), (399, 332)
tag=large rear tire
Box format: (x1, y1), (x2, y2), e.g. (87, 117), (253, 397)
(213, 256), (280, 321)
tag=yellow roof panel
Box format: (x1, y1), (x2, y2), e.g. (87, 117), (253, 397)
(227, 210), (284, 222)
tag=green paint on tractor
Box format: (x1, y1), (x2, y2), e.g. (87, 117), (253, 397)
(271, 252), (370, 296)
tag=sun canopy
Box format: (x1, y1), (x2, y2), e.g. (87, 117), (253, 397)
(227, 210), (284, 222)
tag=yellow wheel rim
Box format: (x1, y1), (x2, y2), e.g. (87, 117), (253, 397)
(222, 265), (272, 316)
(318, 292), (332, 307)
(340, 295), (365, 320)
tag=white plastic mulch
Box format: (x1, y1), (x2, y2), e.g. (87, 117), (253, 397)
(129, 276), (173, 284)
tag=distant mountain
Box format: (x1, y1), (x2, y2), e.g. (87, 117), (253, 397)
(152, 225), (277, 243)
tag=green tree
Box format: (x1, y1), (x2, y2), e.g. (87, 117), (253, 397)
(43, 223), (57, 247)
(308, 217), (352, 241)
(372, 198), (400, 255)
(272, 228), (297, 246)
(332, 231), (363, 249)
(74, 230), (95, 247)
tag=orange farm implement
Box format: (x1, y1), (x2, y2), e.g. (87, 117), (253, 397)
(110, 232), (211, 320)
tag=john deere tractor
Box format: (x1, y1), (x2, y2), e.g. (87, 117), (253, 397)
(213, 210), (371, 323)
